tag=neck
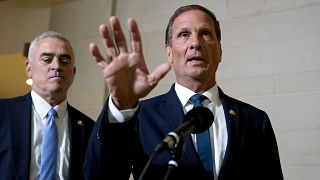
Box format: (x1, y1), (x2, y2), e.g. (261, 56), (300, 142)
(33, 90), (66, 107)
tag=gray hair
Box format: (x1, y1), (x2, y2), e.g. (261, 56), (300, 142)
(28, 31), (74, 60)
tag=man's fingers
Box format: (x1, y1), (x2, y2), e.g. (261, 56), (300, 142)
(148, 63), (171, 86)
(128, 18), (143, 54)
(89, 43), (108, 69)
(110, 16), (128, 54)
(99, 24), (118, 59)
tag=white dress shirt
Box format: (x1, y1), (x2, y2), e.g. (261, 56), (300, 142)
(174, 83), (228, 178)
(29, 91), (70, 180)
(108, 83), (228, 178)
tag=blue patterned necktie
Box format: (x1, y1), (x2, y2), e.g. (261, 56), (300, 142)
(190, 94), (214, 175)
(40, 108), (58, 180)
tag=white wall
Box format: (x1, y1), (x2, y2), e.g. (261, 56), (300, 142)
(0, 1), (51, 55)
(49, 0), (113, 119)
(114, 0), (320, 179)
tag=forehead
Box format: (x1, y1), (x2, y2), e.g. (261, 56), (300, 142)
(172, 9), (215, 31)
(35, 37), (73, 56)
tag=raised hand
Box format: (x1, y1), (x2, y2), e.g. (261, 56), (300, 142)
(90, 16), (171, 110)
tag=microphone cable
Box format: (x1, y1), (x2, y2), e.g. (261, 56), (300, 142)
(138, 150), (157, 180)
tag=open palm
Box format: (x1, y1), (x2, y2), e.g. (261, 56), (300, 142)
(90, 16), (171, 109)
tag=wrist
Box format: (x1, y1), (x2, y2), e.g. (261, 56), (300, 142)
(111, 94), (138, 110)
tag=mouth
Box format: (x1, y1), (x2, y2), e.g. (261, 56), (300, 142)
(49, 75), (64, 80)
(49, 71), (64, 79)
(187, 56), (205, 62)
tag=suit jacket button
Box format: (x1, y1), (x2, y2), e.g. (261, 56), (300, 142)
(97, 127), (102, 140)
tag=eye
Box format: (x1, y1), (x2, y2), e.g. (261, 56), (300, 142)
(41, 55), (53, 63)
(201, 30), (211, 37)
(179, 32), (190, 38)
(59, 58), (72, 65)
(59, 55), (72, 65)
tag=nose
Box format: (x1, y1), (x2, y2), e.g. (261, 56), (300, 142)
(50, 57), (61, 70)
(190, 36), (201, 51)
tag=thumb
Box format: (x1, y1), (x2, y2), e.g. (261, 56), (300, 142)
(148, 63), (171, 87)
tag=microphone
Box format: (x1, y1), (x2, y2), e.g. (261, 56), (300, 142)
(155, 106), (214, 152)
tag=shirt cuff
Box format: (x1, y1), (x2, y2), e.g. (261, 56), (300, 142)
(107, 94), (139, 123)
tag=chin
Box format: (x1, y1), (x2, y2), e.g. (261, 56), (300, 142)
(50, 84), (66, 92)
(189, 69), (207, 77)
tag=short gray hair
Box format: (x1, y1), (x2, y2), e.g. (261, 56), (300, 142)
(28, 31), (74, 60)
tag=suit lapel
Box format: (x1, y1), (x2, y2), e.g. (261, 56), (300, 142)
(67, 104), (77, 179)
(218, 88), (240, 177)
(11, 93), (32, 179)
(67, 104), (89, 180)
(68, 104), (87, 153)
(163, 85), (185, 130)
(163, 84), (200, 165)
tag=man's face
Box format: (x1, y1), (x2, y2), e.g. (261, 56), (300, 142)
(26, 37), (75, 99)
(166, 9), (222, 87)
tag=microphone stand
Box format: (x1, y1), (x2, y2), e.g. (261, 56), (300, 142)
(162, 139), (184, 180)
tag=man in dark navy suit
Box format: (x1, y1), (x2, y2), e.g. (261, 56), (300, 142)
(84, 4), (283, 180)
(0, 31), (94, 180)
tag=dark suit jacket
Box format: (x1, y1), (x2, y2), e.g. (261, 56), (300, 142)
(0, 92), (94, 180)
(84, 84), (283, 180)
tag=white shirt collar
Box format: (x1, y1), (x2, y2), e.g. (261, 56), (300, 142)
(174, 82), (220, 107)
(31, 90), (68, 120)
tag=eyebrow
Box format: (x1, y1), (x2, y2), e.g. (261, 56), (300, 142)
(40, 53), (72, 60)
(59, 54), (72, 60)
(40, 52), (54, 57)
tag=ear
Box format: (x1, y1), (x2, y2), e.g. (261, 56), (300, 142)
(218, 43), (222, 63)
(25, 60), (32, 78)
(165, 46), (173, 64)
